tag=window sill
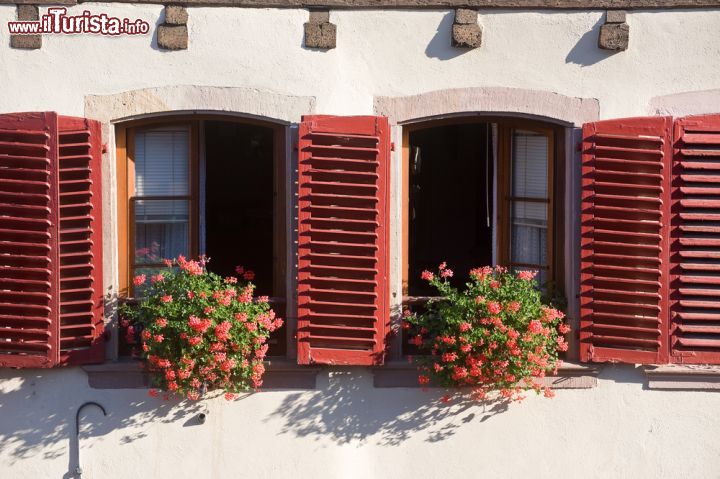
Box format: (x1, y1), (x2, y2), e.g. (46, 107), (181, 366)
(644, 364), (720, 391)
(372, 361), (598, 389)
(82, 358), (320, 390)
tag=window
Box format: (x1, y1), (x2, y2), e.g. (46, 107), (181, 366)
(116, 116), (286, 354)
(498, 126), (555, 288)
(131, 125), (196, 291)
(402, 119), (562, 297)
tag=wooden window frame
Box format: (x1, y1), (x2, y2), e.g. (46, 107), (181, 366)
(115, 115), (287, 307)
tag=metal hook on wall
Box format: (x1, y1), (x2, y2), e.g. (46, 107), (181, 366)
(74, 401), (107, 478)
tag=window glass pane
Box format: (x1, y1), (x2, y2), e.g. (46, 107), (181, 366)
(510, 200), (547, 267)
(134, 199), (189, 264)
(511, 129), (548, 199)
(135, 128), (189, 196)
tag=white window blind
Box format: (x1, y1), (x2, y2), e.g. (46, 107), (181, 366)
(511, 129), (548, 199)
(135, 128), (189, 196)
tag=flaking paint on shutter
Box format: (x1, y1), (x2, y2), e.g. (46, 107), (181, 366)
(0, 112), (104, 368)
(671, 114), (720, 364)
(580, 116), (672, 364)
(297, 115), (390, 365)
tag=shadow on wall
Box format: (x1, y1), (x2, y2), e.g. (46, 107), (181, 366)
(0, 369), (205, 476)
(266, 369), (510, 446)
(565, 16), (615, 66)
(425, 11), (476, 60)
(150, 9), (164, 51)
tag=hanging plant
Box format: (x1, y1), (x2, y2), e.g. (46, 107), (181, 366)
(119, 256), (282, 401)
(404, 263), (569, 402)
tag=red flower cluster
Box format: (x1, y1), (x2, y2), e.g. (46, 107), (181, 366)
(121, 256), (283, 402)
(405, 263), (569, 403)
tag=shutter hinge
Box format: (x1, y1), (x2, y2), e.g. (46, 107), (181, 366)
(390, 142), (395, 151)
(101, 143), (108, 154)
(576, 142), (583, 152)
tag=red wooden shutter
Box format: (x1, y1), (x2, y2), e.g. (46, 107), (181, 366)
(297, 115), (390, 365)
(0, 113), (58, 367)
(56, 115), (104, 365)
(0, 112), (103, 368)
(580, 116), (672, 363)
(671, 114), (720, 364)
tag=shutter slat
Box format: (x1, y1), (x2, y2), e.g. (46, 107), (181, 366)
(679, 225), (720, 234)
(307, 276), (377, 285)
(0, 140), (50, 151)
(592, 253), (661, 264)
(679, 300), (720, 309)
(307, 144), (379, 154)
(676, 338), (720, 348)
(680, 162), (720, 169)
(680, 263), (720, 271)
(306, 180), (378, 189)
(680, 175), (720, 183)
(308, 312), (377, 321)
(681, 133), (720, 144)
(590, 323), (662, 336)
(677, 324), (720, 334)
(594, 181), (663, 191)
(591, 276), (661, 287)
(307, 288), (378, 297)
(671, 114), (720, 364)
(588, 335), (661, 348)
(305, 192), (379, 201)
(307, 299), (378, 309)
(306, 264), (378, 275)
(680, 200), (720, 208)
(590, 300), (660, 312)
(581, 116), (672, 364)
(592, 205), (662, 215)
(297, 115), (390, 366)
(679, 149), (720, 157)
(593, 145), (664, 156)
(0, 302), (51, 312)
(679, 275), (720, 284)
(306, 335), (375, 344)
(596, 167), (662, 178)
(679, 250), (720, 259)
(593, 193), (662, 204)
(591, 312), (659, 323)
(677, 312), (720, 321)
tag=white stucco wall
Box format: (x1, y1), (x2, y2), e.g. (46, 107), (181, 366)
(1, 366), (720, 478)
(2, 5), (720, 479)
(0, 5), (719, 119)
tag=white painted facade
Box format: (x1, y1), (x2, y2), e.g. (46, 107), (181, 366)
(1, 5), (720, 478)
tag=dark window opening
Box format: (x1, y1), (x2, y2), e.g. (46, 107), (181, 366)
(408, 123), (494, 296)
(204, 121), (275, 296)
